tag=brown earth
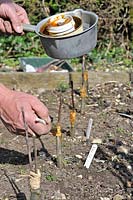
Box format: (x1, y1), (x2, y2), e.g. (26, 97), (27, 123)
(0, 81), (133, 200)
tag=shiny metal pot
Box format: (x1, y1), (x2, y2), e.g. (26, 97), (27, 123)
(23, 9), (98, 59)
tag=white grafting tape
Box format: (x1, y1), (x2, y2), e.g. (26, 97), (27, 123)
(35, 117), (46, 125)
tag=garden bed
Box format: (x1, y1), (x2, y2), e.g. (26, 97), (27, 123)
(0, 71), (132, 200)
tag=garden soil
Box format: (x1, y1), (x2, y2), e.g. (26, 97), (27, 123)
(0, 81), (132, 200)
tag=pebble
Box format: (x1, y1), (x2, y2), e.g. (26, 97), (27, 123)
(127, 180), (133, 188)
(127, 165), (132, 170)
(88, 175), (93, 181)
(76, 136), (82, 139)
(113, 194), (124, 200)
(112, 87), (119, 92)
(105, 68), (109, 72)
(100, 198), (110, 200)
(46, 160), (53, 165)
(118, 83), (123, 87)
(92, 138), (102, 144)
(37, 88), (46, 95)
(67, 138), (76, 142)
(94, 158), (105, 163)
(77, 174), (83, 179)
(117, 94), (121, 99)
(51, 190), (66, 200)
(115, 99), (120, 103)
(75, 154), (82, 159)
(117, 146), (128, 154)
(119, 102), (125, 105)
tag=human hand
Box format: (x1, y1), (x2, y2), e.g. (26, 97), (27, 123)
(0, 0), (29, 34)
(0, 84), (51, 136)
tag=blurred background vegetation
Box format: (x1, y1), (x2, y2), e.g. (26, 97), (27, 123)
(0, 0), (132, 71)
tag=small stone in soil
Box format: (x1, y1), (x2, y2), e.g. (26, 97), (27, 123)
(113, 194), (124, 200)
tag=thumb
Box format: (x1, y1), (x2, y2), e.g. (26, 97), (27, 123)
(7, 8), (23, 33)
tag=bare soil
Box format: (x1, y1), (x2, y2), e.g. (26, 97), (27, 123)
(0, 81), (133, 200)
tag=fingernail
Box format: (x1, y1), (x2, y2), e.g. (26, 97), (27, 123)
(16, 25), (23, 33)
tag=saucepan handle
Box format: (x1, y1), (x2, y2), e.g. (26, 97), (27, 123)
(23, 24), (36, 32)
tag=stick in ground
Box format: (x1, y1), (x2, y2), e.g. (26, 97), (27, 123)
(56, 95), (63, 168)
(21, 107), (32, 170)
(69, 75), (76, 137)
(80, 55), (87, 114)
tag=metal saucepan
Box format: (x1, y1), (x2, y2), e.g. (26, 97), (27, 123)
(23, 9), (98, 59)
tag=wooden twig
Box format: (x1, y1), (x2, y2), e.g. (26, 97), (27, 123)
(86, 72), (89, 96)
(56, 131), (62, 168)
(70, 78), (75, 110)
(70, 110), (76, 137)
(82, 55), (89, 94)
(69, 75), (76, 137)
(82, 55), (86, 85)
(57, 95), (62, 124)
(33, 137), (37, 173)
(56, 95), (63, 168)
(80, 84), (86, 114)
(80, 55), (87, 114)
(21, 107), (32, 170)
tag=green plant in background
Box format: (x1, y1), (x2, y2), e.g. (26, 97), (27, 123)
(0, 32), (47, 69)
(87, 44), (133, 71)
(57, 82), (69, 92)
(116, 127), (126, 135)
(18, 166), (27, 175)
(47, 0), (59, 13)
(46, 173), (57, 181)
(0, 0), (132, 71)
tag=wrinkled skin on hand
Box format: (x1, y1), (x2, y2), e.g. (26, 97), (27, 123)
(0, 0), (29, 34)
(0, 84), (51, 136)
